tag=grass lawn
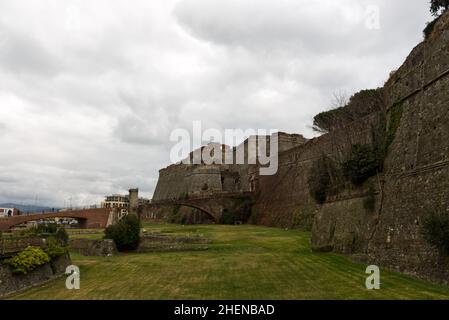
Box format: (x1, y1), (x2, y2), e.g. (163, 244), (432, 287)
(8, 224), (449, 300)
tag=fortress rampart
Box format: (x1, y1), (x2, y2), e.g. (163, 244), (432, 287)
(150, 11), (449, 284)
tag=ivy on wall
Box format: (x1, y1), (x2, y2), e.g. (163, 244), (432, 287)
(385, 101), (404, 153)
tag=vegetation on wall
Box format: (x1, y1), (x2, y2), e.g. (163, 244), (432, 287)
(342, 144), (382, 186)
(105, 214), (141, 252)
(308, 95), (403, 202)
(424, 1), (448, 39)
(179, 192), (189, 200)
(308, 156), (333, 204)
(363, 186), (377, 212)
(3, 246), (51, 275)
(313, 89), (383, 133)
(421, 211), (449, 255)
(292, 208), (316, 231)
(424, 15), (442, 39)
(430, 0), (449, 16)
(220, 196), (253, 225)
(341, 101), (403, 187)
(385, 101), (404, 153)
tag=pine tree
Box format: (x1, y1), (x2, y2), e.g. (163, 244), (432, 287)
(430, 0), (449, 16)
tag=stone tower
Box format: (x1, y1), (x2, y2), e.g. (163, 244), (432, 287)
(128, 188), (139, 216)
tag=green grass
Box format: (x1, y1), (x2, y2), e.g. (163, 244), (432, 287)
(8, 224), (449, 300)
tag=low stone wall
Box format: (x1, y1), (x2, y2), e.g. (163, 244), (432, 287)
(69, 239), (117, 257)
(138, 233), (210, 252)
(0, 253), (71, 298)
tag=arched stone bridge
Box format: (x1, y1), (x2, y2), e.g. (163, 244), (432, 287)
(0, 208), (114, 232)
(144, 192), (255, 222)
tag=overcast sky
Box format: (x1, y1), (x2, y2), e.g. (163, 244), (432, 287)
(0, 0), (432, 207)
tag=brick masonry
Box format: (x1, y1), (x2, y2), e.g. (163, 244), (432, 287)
(0, 208), (113, 232)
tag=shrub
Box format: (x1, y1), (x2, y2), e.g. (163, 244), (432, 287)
(4, 246), (51, 275)
(421, 212), (449, 255)
(21, 224), (69, 246)
(430, 0), (449, 16)
(424, 15), (441, 39)
(220, 210), (239, 225)
(21, 223), (58, 237)
(308, 156), (332, 204)
(44, 237), (67, 259)
(104, 214), (141, 252)
(343, 144), (381, 185)
(220, 197), (252, 225)
(55, 228), (69, 246)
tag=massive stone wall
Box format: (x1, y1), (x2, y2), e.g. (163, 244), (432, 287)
(252, 110), (382, 229)
(148, 11), (449, 283)
(365, 12), (449, 283)
(252, 11), (449, 284)
(149, 132), (307, 222)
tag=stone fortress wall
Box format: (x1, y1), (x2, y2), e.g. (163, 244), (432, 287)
(150, 12), (449, 283)
(149, 132), (307, 223)
(254, 11), (449, 284)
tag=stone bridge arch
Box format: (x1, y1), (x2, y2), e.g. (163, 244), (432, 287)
(165, 201), (223, 223)
(144, 192), (255, 223)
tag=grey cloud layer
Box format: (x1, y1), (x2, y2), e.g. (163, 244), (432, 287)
(0, 0), (432, 206)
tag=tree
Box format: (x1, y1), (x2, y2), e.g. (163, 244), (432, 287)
(104, 214), (141, 252)
(430, 0), (449, 16)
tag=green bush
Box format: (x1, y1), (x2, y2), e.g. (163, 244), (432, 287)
(343, 144), (381, 185)
(421, 212), (449, 255)
(44, 237), (67, 259)
(105, 214), (141, 252)
(4, 246), (51, 275)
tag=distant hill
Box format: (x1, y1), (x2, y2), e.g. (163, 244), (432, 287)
(0, 203), (59, 213)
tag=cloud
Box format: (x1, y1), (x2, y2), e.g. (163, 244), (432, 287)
(0, 0), (434, 206)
